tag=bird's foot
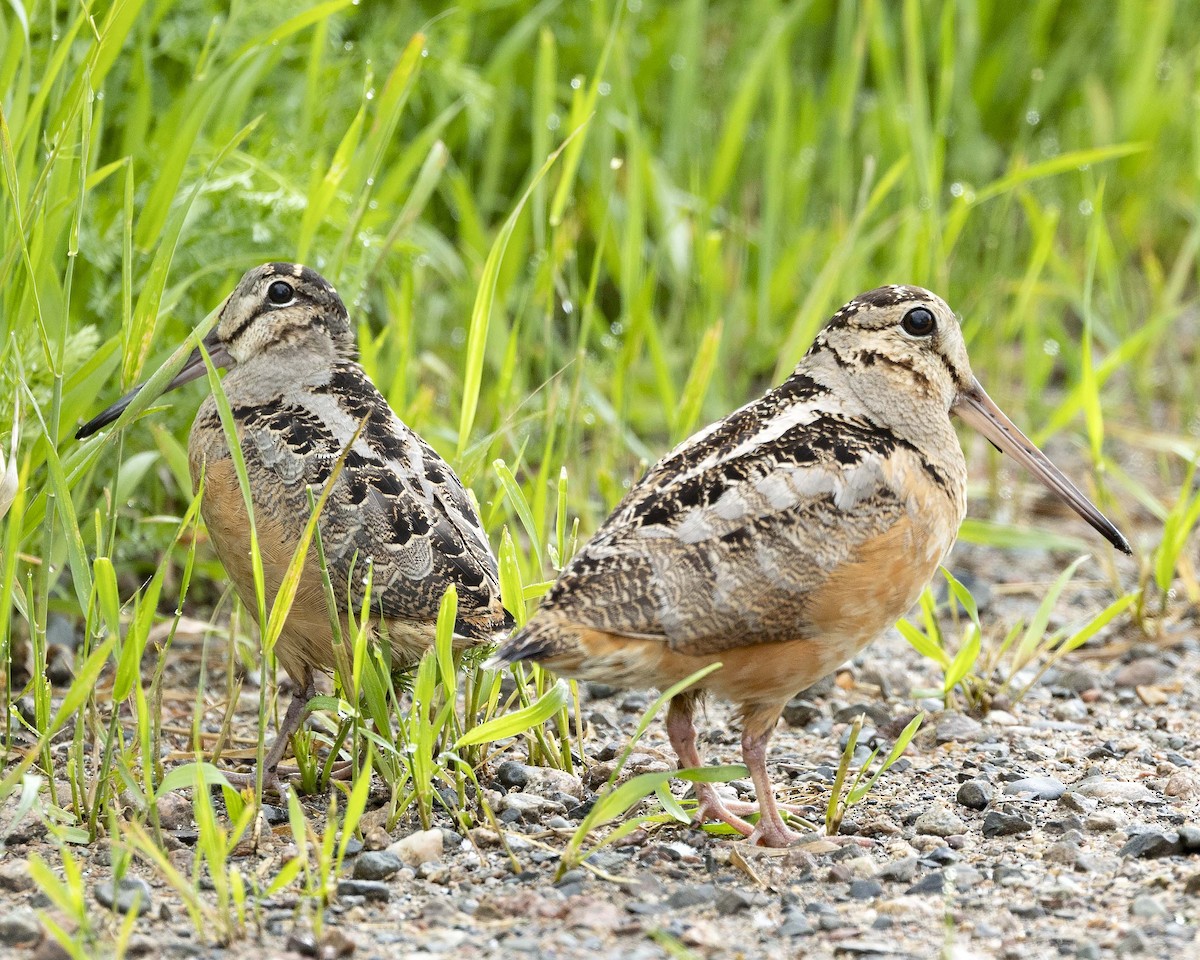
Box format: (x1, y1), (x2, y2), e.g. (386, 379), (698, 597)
(218, 766), (288, 797)
(691, 789), (756, 837)
(746, 820), (805, 848)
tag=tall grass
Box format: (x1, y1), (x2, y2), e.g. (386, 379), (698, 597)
(2, 0), (1197, 948)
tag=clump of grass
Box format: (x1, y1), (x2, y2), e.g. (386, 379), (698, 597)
(901, 565), (1139, 713)
(825, 711), (924, 837)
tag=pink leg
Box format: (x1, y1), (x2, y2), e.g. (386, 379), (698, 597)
(666, 696), (756, 837)
(740, 714), (802, 848)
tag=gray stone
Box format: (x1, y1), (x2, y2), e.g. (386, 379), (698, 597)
(848, 879), (883, 900)
(905, 871), (947, 895)
(666, 884), (715, 909)
(779, 909), (813, 936)
(1112, 658), (1172, 689)
(1116, 929), (1151, 955)
(914, 805), (966, 837)
(1044, 840), (1082, 865)
(1073, 776), (1161, 805)
(352, 850), (403, 881)
(714, 889), (755, 915)
(957, 779), (995, 810)
(982, 811), (1032, 838)
(1178, 825), (1200, 851)
(0, 909), (40, 946)
(336, 879), (391, 901)
(935, 714), (983, 743)
(95, 876), (154, 916)
(877, 856), (918, 883)
(1130, 895), (1168, 919)
(0, 859), (33, 892)
(495, 760), (531, 789)
(782, 698), (822, 728)
(1119, 831), (1182, 859)
(1003, 776), (1065, 800)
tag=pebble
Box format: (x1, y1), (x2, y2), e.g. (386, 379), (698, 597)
(778, 908), (814, 936)
(848, 879), (883, 900)
(1112, 658), (1172, 688)
(828, 856), (877, 881)
(877, 856), (918, 883)
(336, 879), (391, 902)
(1164, 772), (1197, 798)
(1072, 776), (1160, 805)
(1116, 929), (1151, 955)
(0, 859), (33, 892)
(1003, 776), (1065, 800)
(782, 698), (822, 728)
(1119, 830), (1182, 859)
(1053, 666), (1103, 693)
(353, 850), (403, 881)
(982, 812), (1032, 838)
(957, 779), (995, 810)
(935, 714), (983, 743)
(387, 828), (443, 867)
(1179, 825), (1200, 851)
(914, 805), (966, 837)
(905, 871), (947, 895)
(95, 876), (154, 915)
(0, 909), (41, 946)
(1130, 894), (1168, 919)
(714, 888), (755, 915)
(1084, 811), (1124, 832)
(667, 884), (715, 909)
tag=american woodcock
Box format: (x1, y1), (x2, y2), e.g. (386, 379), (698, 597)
(78, 262), (512, 788)
(493, 285), (1131, 848)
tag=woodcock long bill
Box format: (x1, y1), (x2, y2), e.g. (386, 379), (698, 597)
(493, 285), (1131, 848)
(78, 262), (512, 790)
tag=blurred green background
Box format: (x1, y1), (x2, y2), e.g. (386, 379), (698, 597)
(3, 0), (1198, 634)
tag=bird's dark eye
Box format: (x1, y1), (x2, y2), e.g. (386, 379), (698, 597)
(267, 280), (294, 305)
(901, 306), (936, 337)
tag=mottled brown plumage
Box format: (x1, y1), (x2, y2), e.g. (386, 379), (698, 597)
(494, 285), (1130, 847)
(78, 263), (511, 788)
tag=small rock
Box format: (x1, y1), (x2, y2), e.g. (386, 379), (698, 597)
(935, 714), (983, 743)
(336, 879), (390, 901)
(905, 871), (947, 895)
(1084, 811), (1125, 833)
(1057, 792), (1097, 814)
(1130, 894), (1167, 919)
(1164, 772), (1197, 799)
(1004, 776), (1065, 801)
(31, 940), (72, 960)
(1179, 825), (1200, 851)
(848, 879), (883, 900)
(1184, 873), (1200, 895)
(1044, 840), (1082, 865)
(0, 859), (34, 892)
(778, 909), (814, 936)
(155, 792), (193, 832)
(318, 928), (356, 958)
(877, 856), (918, 883)
(982, 812), (1032, 838)
(714, 889), (755, 915)
(828, 856), (877, 881)
(95, 876), (154, 916)
(495, 760), (531, 789)
(782, 698), (822, 728)
(1054, 666), (1103, 693)
(1072, 776), (1160, 805)
(957, 779), (995, 810)
(1119, 831), (1182, 859)
(352, 850), (403, 881)
(914, 805), (966, 837)
(387, 828), (443, 868)
(1112, 658), (1172, 689)
(667, 884), (715, 909)
(286, 932), (318, 957)
(0, 909), (41, 946)
(1116, 929), (1151, 955)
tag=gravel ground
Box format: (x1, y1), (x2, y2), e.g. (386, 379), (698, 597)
(2, 540), (1198, 960)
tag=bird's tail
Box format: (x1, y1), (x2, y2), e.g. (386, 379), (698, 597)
(484, 614), (573, 671)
